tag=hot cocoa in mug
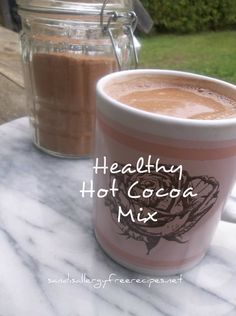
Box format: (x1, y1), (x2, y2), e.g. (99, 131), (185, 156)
(106, 74), (236, 119)
(94, 70), (236, 275)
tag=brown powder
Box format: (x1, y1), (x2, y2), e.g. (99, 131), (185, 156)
(31, 52), (117, 156)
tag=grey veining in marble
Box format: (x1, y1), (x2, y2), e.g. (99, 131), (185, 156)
(0, 118), (236, 316)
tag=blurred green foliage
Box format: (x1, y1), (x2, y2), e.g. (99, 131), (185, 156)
(141, 0), (236, 33)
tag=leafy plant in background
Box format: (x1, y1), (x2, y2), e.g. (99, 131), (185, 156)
(140, 0), (236, 33)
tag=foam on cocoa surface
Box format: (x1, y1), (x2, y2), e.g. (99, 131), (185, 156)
(106, 75), (236, 120)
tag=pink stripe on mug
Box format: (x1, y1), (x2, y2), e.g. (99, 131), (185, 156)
(97, 111), (236, 160)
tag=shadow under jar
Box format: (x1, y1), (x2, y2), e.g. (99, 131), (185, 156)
(17, 0), (138, 158)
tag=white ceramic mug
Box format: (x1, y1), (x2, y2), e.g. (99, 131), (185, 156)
(93, 69), (236, 275)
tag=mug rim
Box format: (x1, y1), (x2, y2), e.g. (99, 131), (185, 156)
(96, 69), (236, 128)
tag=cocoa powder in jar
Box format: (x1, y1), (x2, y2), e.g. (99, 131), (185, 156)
(31, 52), (117, 156)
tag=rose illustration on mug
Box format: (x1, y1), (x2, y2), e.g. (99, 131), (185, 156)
(105, 163), (219, 254)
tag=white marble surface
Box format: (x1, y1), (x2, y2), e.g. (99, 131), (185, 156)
(0, 117), (236, 316)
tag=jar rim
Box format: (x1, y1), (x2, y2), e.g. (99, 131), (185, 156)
(16, 0), (132, 15)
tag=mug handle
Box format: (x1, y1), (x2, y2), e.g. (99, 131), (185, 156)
(221, 183), (236, 223)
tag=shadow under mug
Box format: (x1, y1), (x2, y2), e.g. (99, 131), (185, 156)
(93, 69), (236, 275)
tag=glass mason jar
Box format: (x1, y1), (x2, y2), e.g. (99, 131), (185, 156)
(17, 0), (138, 158)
